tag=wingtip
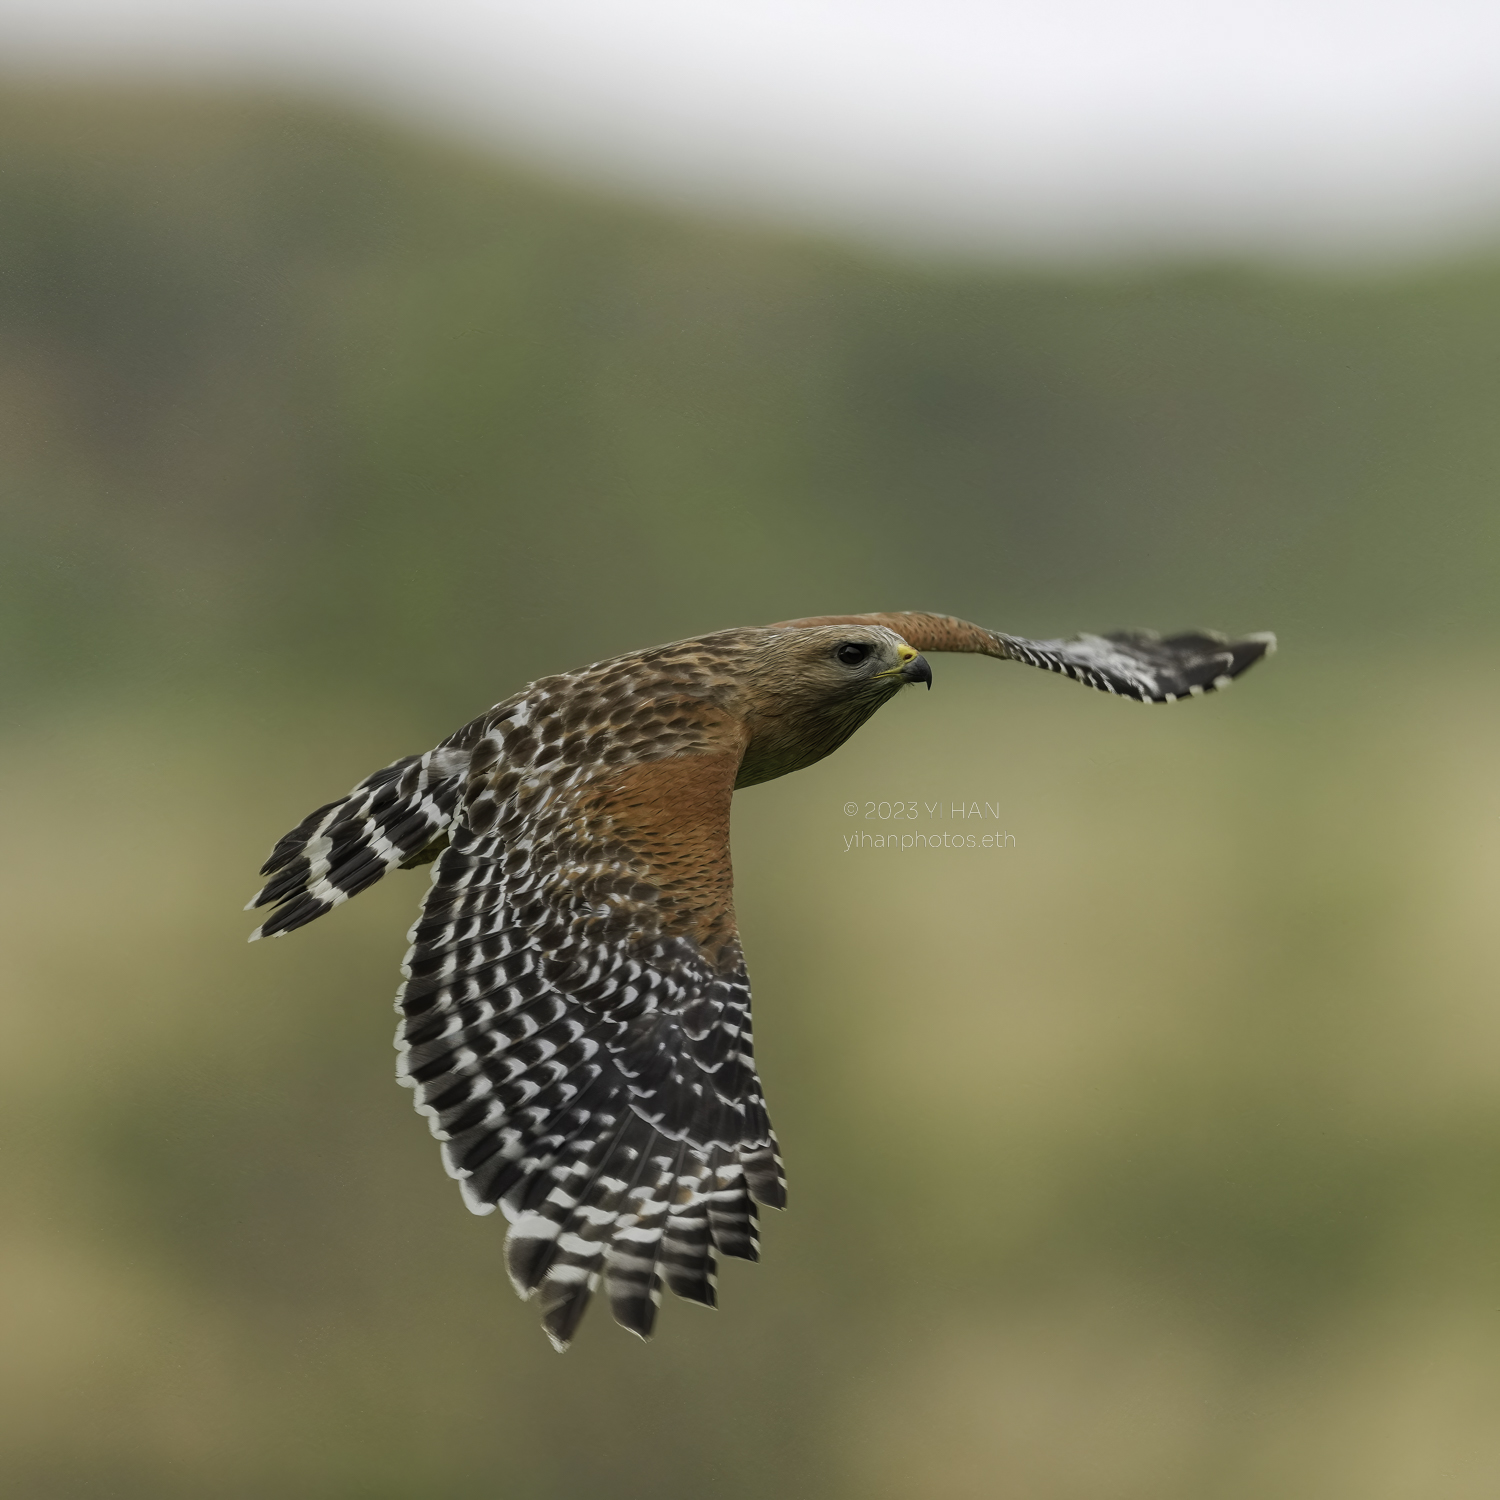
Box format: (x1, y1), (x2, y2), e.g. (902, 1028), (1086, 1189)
(1247, 630), (1278, 655)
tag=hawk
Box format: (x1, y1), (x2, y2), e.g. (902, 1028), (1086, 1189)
(248, 611), (1273, 1349)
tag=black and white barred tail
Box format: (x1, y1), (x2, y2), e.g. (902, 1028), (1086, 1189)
(246, 741), (474, 939)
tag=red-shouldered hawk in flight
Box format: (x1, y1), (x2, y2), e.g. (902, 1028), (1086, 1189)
(248, 612), (1273, 1349)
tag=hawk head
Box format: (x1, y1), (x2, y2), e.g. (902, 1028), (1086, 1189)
(734, 624), (932, 787)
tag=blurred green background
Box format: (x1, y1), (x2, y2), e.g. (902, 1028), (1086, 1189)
(3, 82), (1500, 1500)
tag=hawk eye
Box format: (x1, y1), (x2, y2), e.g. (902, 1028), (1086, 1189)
(836, 642), (871, 666)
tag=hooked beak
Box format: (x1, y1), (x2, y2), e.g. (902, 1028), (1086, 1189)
(899, 644), (933, 689)
(902, 653), (933, 689)
(876, 642), (933, 689)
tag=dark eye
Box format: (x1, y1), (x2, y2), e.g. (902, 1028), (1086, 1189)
(836, 642), (871, 666)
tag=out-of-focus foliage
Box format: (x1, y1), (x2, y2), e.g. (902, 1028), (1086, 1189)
(6, 84), (1500, 718)
(2, 84), (1499, 1500)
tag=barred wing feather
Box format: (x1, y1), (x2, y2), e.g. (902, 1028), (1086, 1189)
(394, 724), (782, 1351)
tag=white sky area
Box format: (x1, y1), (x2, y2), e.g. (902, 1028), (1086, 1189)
(3, 0), (1500, 261)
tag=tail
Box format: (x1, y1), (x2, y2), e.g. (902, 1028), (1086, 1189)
(247, 741), (474, 940)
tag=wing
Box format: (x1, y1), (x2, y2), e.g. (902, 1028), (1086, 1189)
(773, 611), (1275, 702)
(247, 736), (479, 939)
(397, 696), (784, 1351)
(990, 627), (1275, 701)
